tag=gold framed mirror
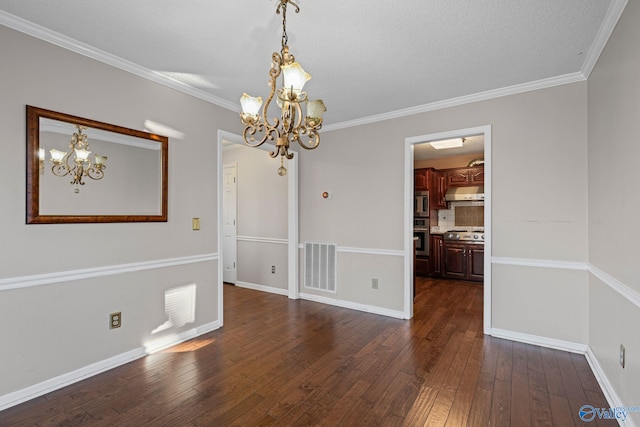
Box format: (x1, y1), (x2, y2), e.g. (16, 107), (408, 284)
(26, 105), (168, 224)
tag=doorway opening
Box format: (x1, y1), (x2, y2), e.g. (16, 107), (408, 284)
(217, 130), (299, 327)
(404, 125), (492, 334)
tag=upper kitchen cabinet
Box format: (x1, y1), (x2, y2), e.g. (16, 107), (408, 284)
(432, 171), (448, 209)
(414, 168), (430, 191)
(446, 166), (484, 187)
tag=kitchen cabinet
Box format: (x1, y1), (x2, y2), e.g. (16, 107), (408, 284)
(442, 241), (484, 282)
(416, 256), (429, 276)
(432, 171), (448, 209)
(430, 234), (443, 276)
(446, 166), (484, 187)
(467, 244), (485, 281)
(414, 168), (429, 191)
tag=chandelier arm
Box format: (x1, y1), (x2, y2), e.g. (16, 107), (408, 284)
(54, 152), (75, 178)
(296, 127), (321, 150)
(261, 52), (284, 131)
(293, 101), (303, 133)
(242, 121), (280, 148)
(242, 122), (266, 147)
(85, 165), (105, 181)
(51, 163), (70, 178)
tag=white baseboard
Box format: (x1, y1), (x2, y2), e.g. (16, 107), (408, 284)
(235, 281), (289, 296)
(490, 327), (588, 354)
(585, 347), (638, 427)
(299, 292), (405, 319)
(0, 320), (220, 411)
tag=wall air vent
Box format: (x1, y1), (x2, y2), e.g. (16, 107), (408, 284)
(304, 242), (337, 292)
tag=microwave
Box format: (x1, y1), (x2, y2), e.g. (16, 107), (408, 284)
(415, 191), (429, 217)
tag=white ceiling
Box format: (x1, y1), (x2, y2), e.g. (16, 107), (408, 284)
(0, 0), (625, 130)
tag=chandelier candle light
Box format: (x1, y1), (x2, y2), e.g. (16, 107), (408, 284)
(240, 0), (326, 176)
(49, 125), (107, 192)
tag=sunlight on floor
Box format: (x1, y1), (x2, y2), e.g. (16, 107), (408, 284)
(160, 337), (216, 353)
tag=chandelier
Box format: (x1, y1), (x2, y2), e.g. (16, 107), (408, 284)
(49, 125), (107, 192)
(240, 0), (326, 176)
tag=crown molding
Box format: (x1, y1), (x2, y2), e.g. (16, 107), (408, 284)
(323, 72), (586, 132)
(0, 10), (240, 113)
(2, 1), (625, 132)
(581, 0), (629, 78)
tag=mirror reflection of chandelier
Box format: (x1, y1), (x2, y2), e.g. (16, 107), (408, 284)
(240, 0), (326, 176)
(49, 125), (107, 192)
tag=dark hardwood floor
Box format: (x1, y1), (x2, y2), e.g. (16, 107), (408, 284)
(1, 278), (616, 426)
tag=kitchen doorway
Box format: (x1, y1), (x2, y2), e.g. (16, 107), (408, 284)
(404, 125), (492, 334)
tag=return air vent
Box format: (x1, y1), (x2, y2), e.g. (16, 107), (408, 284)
(304, 242), (337, 292)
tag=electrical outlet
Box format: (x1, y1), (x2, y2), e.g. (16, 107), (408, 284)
(110, 312), (122, 329)
(271, 265), (276, 274)
(371, 278), (379, 289)
(620, 344), (626, 369)
(192, 218), (201, 231)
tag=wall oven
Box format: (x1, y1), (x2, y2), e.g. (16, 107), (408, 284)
(414, 191), (429, 217)
(414, 218), (429, 257)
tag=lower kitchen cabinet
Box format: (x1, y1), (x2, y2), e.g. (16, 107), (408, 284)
(442, 242), (484, 282)
(467, 244), (484, 281)
(430, 234), (443, 276)
(416, 256), (429, 276)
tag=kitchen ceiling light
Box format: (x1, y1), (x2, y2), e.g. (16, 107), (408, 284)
(239, 0), (326, 176)
(430, 138), (465, 150)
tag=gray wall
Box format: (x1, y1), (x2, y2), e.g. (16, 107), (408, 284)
(300, 82), (590, 341)
(588, 0), (640, 420)
(0, 25), (240, 399)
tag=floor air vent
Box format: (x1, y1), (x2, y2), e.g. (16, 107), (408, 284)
(304, 242), (337, 292)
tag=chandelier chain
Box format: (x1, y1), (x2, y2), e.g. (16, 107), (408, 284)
(277, 0), (299, 50)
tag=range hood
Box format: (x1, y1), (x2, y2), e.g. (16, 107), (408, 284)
(445, 186), (484, 201)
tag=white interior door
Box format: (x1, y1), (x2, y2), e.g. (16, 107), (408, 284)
(223, 164), (237, 284)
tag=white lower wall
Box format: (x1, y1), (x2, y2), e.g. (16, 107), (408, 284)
(0, 257), (218, 398)
(237, 240), (288, 290)
(299, 248), (405, 312)
(491, 263), (588, 344)
(589, 275), (640, 426)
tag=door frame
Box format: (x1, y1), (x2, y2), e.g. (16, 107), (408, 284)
(403, 125), (492, 334)
(217, 130), (299, 326)
(222, 163), (238, 284)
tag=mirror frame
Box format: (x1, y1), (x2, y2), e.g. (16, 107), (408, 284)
(26, 105), (169, 224)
